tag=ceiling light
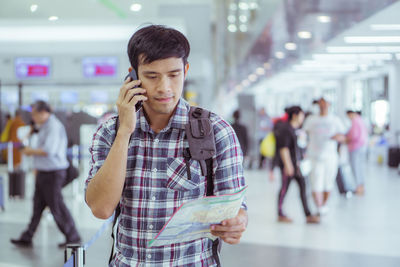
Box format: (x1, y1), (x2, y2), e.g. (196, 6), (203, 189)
(371, 24), (400, 31)
(317, 15), (331, 23)
(239, 24), (248, 32)
(30, 4), (38, 12)
(298, 31), (312, 39)
(263, 62), (271, 69)
(239, 15), (248, 23)
(344, 36), (400, 43)
(275, 51), (285, 59)
(48, 16), (58, 21)
(256, 67), (265, 75)
(130, 3), (142, 12)
(235, 85), (243, 92)
(248, 74), (257, 82)
(327, 46), (400, 53)
(238, 2), (249, 10)
(227, 15), (236, 23)
(249, 2), (259, 10)
(242, 80), (250, 87)
(228, 24), (237, 33)
(312, 53), (392, 61)
(285, 42), (297, 50)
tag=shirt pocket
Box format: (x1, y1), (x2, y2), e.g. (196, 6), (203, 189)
(166, 157), (206, 193)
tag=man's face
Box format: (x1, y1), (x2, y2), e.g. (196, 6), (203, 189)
(31, 108), (48, 125)
(138, 57), (188, 116)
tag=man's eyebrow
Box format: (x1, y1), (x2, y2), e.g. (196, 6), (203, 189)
(142, 69), (183, 75)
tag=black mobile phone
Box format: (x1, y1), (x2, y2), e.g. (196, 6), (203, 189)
(125, 69), (143, 112)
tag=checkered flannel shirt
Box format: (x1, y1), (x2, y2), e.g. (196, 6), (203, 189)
(85, 99), (247, 266)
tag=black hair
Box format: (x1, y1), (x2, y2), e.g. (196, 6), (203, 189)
(286, 106), (303, 121)
(233, 110), (240, 121)
(32, 100), (52, 113)
(127, 25), (190, 73)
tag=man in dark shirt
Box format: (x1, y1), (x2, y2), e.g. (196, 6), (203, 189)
(274, 106), (319, 224)
(231, 110), (248, 157)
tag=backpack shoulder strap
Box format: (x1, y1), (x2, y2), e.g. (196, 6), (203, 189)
(185, 106), (216, 196)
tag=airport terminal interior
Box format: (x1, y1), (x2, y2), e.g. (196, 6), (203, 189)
(0, 0), (400, 266)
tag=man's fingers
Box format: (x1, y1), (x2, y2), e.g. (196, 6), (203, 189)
(210, 230), (243, 239)
(123, 88), (146, 104)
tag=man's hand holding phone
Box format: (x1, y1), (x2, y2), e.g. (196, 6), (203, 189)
(116, 76), (147, 137)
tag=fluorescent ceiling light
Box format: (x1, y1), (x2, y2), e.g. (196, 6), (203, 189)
(235, 85), (243, 92)
(327, 46), (400, 53)
(317, 15), (331, 23)
(30, 4), (38, 12)
(228, 24), (237, 32)
(285, 42), (297, 50)
(312, 53), (393, 61)
(344, 36), (400, 43)
(130, 3), (142, 12)
(256, 67), (265, 75)
(0, 25), (140, 42)
(248, 74), (257, 82)
(48, 16), (58, 21)
(242, 80), (250, 86)
(275, 51), (285, 59)
(370, 24), (400, 31)
(249, 2), (259, 10)
(239, 15), (248, 23)
(239, 24), (248, 32)
(298, 31), (312, 39)
(227, 15), (236, 23)
(238, 2), (249, 10)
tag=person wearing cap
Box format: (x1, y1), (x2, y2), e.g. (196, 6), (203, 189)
(303, 97), (346, 215)
(10, 100), (81, 248)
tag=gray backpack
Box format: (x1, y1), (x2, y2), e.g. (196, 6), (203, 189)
(110, 106), (221, 265)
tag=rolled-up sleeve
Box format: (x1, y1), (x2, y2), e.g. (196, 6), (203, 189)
(84, 118), (115, 191)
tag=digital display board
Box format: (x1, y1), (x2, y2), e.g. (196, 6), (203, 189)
(90, 91), (109, 103)
(83, 57), (118, 78)
(15, 57), (51, 78)
(60, 91), (79, 104)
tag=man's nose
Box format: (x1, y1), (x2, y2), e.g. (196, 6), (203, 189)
(157, 76), (172, 93)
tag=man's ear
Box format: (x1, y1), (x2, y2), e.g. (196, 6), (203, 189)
(184, 63), (189, 79)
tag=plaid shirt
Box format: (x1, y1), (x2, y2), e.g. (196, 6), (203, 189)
(86, 99), (246, 266)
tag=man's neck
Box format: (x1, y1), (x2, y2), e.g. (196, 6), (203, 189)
(143, 108), (174, 134)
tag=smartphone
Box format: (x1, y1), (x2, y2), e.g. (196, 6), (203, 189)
(125, 69), (143, 112)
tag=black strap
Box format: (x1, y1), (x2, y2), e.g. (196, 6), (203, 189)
(109, 205), (121, 264)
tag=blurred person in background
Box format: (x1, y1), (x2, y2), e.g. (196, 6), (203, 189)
(8, 109), (26, 168)
(346, 110), (368, 195)
(1, 113), (12, 162)
(274, 106), (320, 224)
(303, 97), (346, 215)
(231, 110), (249, 164)
(257, 107), (273, 169)
(10, 100), (81, 248)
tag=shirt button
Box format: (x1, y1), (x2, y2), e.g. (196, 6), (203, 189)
(154, 139), (159, 143)
(152, 168), (157, 173)
(151, 196), (156, 201)
(147, 254), (152, 259)
(149, 224), (154, 229)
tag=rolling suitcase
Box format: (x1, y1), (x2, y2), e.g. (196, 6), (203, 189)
(8, 170), (25, 198)
(0, 176), (4, 210)
(388, 147), (400, 168)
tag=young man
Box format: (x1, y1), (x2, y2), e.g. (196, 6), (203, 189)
(274, 106), (320, 224)
(85, 25), (247, 266)
(303, 98), (346, 215)
(10, 101), (81, 247)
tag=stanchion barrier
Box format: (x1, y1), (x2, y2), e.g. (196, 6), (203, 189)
(63, 214), (114, 267)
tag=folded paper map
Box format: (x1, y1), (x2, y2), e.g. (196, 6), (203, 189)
(148, 186), (247, 247)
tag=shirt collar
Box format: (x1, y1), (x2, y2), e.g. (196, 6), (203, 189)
(137, 98), (190, 133)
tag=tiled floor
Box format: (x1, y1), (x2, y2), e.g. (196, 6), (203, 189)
(0, 161), (399, 267)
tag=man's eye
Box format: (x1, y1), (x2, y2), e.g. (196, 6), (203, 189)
(147, 76), (157, 79)
(169, 73), (180, 77)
